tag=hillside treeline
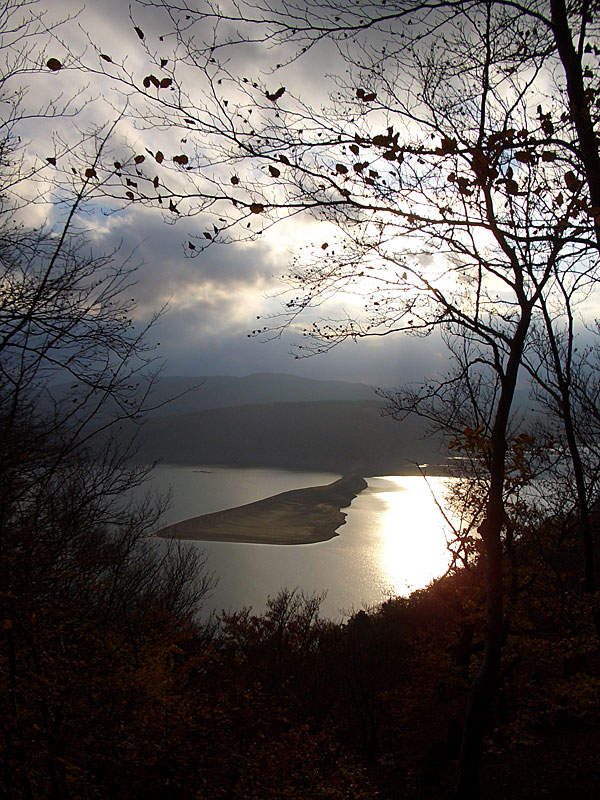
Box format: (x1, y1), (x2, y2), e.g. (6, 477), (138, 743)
(133, 400), (447, 474)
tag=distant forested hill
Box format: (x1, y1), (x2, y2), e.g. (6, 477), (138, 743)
(70, 373), (539, 472)
(145, 373), (380, 415)
(133, 380), (448, 474)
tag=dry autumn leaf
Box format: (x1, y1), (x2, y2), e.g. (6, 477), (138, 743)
(265, 87), (285, 102)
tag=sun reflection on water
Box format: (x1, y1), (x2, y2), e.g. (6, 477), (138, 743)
(371, 475), (456, 596)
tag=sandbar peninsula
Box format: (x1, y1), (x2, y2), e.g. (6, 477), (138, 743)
(156, 474), (368, 545)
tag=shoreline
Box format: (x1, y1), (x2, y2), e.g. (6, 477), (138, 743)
(156, 474), (368, 545)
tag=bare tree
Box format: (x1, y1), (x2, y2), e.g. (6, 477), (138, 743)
(0, 7), (217, 793)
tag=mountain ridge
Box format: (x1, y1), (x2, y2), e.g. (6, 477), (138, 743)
(144, 372), (381, 416)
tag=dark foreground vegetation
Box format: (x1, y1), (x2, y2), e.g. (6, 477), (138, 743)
(3, 498), (599, 800)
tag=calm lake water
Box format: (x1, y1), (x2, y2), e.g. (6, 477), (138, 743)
(140, 465), (455, 620)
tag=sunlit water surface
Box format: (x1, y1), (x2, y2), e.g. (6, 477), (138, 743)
(139, 466), (457, 621)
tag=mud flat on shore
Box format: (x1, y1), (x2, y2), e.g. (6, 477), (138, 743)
(156, 474), (368, 545)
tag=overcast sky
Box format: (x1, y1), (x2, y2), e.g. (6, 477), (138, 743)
(18, 0), (450, 388)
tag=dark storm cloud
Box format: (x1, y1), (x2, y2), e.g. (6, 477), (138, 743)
(86, 206), (447, 387)
(86, 208), (278, 310)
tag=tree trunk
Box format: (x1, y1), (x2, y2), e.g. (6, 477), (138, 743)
(455, 307), (532, 798)
(455, 514), (503, 799)
(548, 0), (600, 641)
(551, 0), (600, 247)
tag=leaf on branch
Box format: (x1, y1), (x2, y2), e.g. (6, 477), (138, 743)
(372, 133), (393, 147)
(84, 167), (97, 179)
(356, 88), (376, 102)
(204, 232), (212, 239)
(436, 137), (457, 155)
(249, 203), (264, 214)
(153, 176), (159, 188)
(161, 58), (168, 67)
(278, 154), (290, 165)
(542, 151), (557, 162)
(143, 75), (160, 89)
(126, 178), (137, 187)
(188, 241), (196, 249)
(184, 118), (196, 125)
(514, 151), (535, 164)
(46, 157), (56, 166)
(159, 77), (172, 89)
(114, 161), (122, 170)
(230, 175), (240, 185)
(456, 176), (472, 195)
(268, 165), (281, 177)
(134, 155), (145, 164)
(506, 178), (519, 195)
(349, 144), (360, 156)
(564, 171), (583, 192)
(126, 191), (135, 200)
(46, 58), (62, 71)
(173, 154), (189, 165)
(169, 200), (179, 213)
(335, 163), (348, 174)
(471, 149), (491, 176)
(155, 151), (164, 164)
(100, 54), (112, 63)
(321, 243), (329, 249)
(265, 87), (285, 102)
(353, 161), (368, 172)
(134, 26), (144, 40)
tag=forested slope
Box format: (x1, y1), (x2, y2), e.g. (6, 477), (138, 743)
(133, 399), (448, 473)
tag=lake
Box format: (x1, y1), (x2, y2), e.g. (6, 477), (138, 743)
(140, 465), (456, 620)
